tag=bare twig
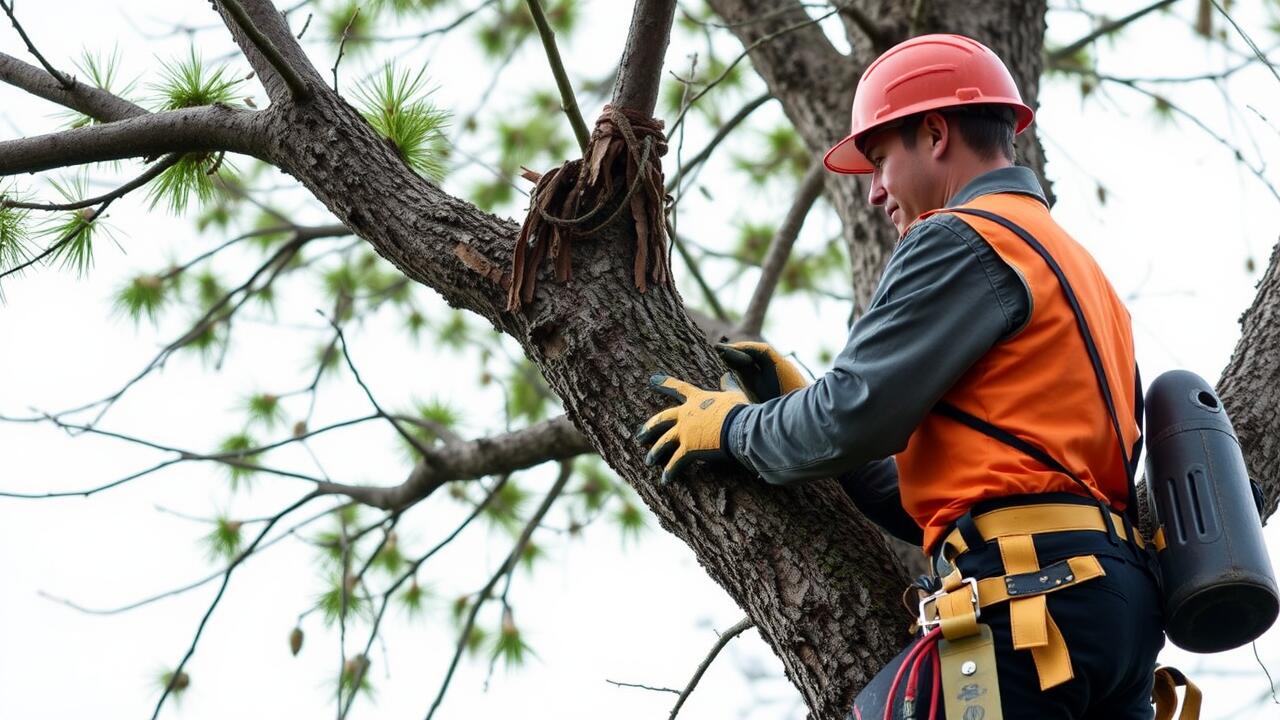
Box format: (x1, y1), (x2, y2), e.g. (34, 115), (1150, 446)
(606, 679), (680, 693)
(296, 12), (313, 40)
(524, 0), (590, 152)
(423, 462), (572, 720)
(0, 0), (72, 87)
(219, 0), (313, 101)
(664, 91), (772, 193)
(151, 491), (322, 720)
(1209, 0), (1280, 87)
(670, 6), (840, 134)
(38, 501), (347, 614)
(2, 154), (180, 211)
(1047, 0), (1178, 64)
(331, 6), (360, 93)
(669, 617), (754, 719)
(738, 161), (825, 336)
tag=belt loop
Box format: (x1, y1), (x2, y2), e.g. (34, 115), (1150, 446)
(956, 512), (985, 554)
(1097, 499), (1120, 547)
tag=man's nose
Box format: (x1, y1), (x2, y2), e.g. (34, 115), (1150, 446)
(867, 176), (887, 206)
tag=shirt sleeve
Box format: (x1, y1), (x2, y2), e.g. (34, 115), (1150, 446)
(726, 213), (1029, 485)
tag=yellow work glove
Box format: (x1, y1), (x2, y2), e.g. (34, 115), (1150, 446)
(714, 341), (810, 402)
(636, 374), (747, 485)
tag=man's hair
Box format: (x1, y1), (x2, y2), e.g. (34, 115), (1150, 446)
(898, 104), (1017, 162)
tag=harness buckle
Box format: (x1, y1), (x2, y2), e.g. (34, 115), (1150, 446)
(917, 576), (980, 630)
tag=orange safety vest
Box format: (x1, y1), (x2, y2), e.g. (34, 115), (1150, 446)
(896, 192), (1142, 552)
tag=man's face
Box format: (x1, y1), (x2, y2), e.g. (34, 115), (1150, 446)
(861, 121), (940, 237)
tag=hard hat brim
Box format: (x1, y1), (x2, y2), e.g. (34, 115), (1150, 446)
(823, 134), (873, 175)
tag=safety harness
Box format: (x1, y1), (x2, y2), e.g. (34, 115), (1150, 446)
(888, 208), (1199, 720)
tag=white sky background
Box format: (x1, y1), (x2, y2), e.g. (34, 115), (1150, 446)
(1, 1), (1279, 719)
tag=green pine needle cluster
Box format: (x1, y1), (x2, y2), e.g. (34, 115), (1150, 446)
(146, 48), (241, 214)
(157, 669), (190, 701)
(148, 154), (233, 216)
(0, 186), (33, 289)
(339, 654), (374, 698)
(491, 609), (534, 670)
(354, 63), (451, 180)
(508, 360), (552, 422)
(38, 174), (118, 278)
(398, 577), (432, 619)
(152, 47), (242, 111)
(318, 575), (371, 626)
(732, 125), (809, 186)
(483, 481), (530, 533)
(614, 500), (647, 544)
(245, 392), (284, 429)
(217, 432), (262, 490)
(203, 517), (244, 561)
(114, 274), (168, 325)
(64, 48), (136, 129)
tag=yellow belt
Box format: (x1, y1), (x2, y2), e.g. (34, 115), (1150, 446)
(920, 502), (1144, 691)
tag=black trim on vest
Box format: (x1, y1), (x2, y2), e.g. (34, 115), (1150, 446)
(940, 207), (1142, 522)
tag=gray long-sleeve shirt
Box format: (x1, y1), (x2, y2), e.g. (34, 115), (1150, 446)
(726, 166), (1045, 487)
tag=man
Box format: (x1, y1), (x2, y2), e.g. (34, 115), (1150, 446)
(637, 34), (1168, 718)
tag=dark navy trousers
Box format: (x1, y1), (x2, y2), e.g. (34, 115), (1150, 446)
(850, 535), (1165, 719)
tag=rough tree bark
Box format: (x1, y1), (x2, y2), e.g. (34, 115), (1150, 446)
(1, 1), (1276, 717)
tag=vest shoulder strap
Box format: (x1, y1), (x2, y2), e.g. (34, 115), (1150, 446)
(940, 206), (1143, 519)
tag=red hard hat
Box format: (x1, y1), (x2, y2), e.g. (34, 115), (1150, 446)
(823, 34), (1035, 175)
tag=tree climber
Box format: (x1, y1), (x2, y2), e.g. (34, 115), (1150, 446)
(637, 34), (1172, 719)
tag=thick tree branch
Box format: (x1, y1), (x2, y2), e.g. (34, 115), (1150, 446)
(217, 0), (313, 101)
(315, 415), (592, 510)
(0, 106), (264, 176)
(209, 0), (326, 105)
(738, 161), (825, 336)
(0, 51), (146, 122)
(611, 0), (679, 115)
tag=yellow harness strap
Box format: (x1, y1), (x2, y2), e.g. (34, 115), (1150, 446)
(1153, 666), (1202, 720)
(998, 534), (1073, 690)
(941, 503), (1143, 558)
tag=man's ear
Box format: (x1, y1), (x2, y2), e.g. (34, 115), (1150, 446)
(922, 112), (949, 160)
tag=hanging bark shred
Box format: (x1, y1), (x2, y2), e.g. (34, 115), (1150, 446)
(506, 105), (671, 311)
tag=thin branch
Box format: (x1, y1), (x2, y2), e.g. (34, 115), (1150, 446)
(1209, 0), (1280, 87)
(1047, 0), (1178, 64)
(38, 501), (346, 615)
(524, 0), (590, 152)
(1105, 78), (1280, 204)
(2, 154), (180, 211)
(664, 91), (773, 193)
(737, 161), (825, 336)
(337, 475), (511, 720)
(151, 491), (322, 720)
(424, 462), (572, 720)
(0, 0), (72, 87)
(325, 315), (439, 461)
(670, 5), (840, 134)
(0, 196), (114, 281)
(606, 679), (680, 693)
(665, 218), (729, 323)
(0, 105), (261, 176)
(331, 6), (360, 92)
(669, 617), (754, 719)
(219, 0), (312, 101)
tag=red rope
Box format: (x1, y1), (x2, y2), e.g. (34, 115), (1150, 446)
(883, 627), (942, 720)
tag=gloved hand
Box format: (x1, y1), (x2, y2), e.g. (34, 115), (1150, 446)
(636, 373), (747, 485)
(714, 341), (809, 402)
